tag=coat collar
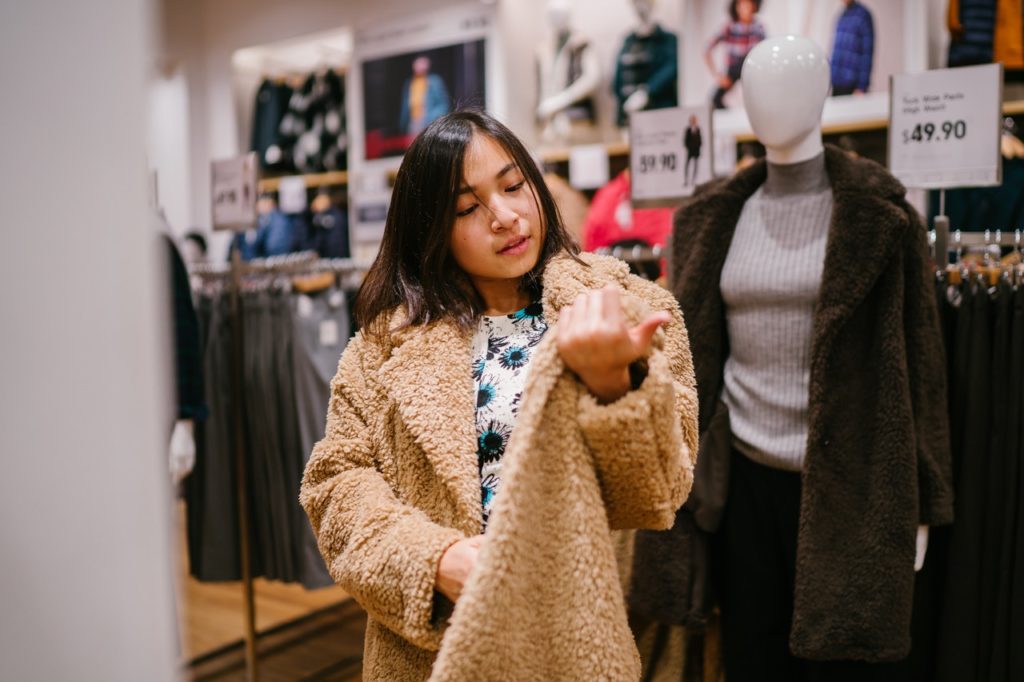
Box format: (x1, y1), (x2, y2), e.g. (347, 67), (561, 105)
(376, 253), (646, 531)
(681, 144), (911, 350)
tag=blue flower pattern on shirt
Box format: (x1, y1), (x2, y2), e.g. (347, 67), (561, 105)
(471, 302), (548, 528)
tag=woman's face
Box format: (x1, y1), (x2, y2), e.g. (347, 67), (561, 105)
(450, 133), (543, 287)
(736, 0), (756, 22)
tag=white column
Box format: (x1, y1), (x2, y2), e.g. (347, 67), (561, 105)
(904, 0), (930, 73)
(0, 1), (178, 680)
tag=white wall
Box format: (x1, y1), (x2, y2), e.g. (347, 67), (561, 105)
(150, 70), (193, 234)
(0, 1), (178, 680)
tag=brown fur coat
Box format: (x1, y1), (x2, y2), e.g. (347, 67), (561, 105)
(301, 253), (699, 680)
(671, 145), (954, 661)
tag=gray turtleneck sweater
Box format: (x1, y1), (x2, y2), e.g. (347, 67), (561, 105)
(720, 152), (832, 472)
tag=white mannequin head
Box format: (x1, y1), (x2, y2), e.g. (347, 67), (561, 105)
(741, 35), (830, 164)
(631, 0), (656, 32)
(546, 0), (572, 34)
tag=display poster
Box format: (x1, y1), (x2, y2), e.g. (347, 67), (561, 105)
(211, 153), (258, 230)
(888, 63), (1002, 188)
(691, 0), (912, 108)
(354, 5), (492, 161)
(630, 105), (714, 205)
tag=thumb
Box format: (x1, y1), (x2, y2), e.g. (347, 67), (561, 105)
(628, 311), (671, 354)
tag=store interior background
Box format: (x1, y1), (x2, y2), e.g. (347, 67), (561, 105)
(0, 0), (1008, 680)
(153, 0), (949, 256)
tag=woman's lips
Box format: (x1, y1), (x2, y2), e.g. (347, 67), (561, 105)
(498, 236), (529, 256)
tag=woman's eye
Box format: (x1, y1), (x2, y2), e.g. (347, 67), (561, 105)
(456, 204), (478, 217)
(505, 182), (525, 193)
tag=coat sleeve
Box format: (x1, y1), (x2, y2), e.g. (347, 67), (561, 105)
(299, 336), (465, 651)
(575, 275), (699, 530)
(901, 204), (954, 526)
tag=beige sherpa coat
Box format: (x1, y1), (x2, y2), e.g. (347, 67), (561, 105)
(300, 253), (699, 681)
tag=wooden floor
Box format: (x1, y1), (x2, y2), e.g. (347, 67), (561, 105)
(187, 601), (366, 682)
(174, 501), (364, 680)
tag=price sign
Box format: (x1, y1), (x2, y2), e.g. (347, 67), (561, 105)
(568, 144), (610, 190)
(888, 63), (1002, 188)
(630, 106), (713, 206)
(277, 175), (308, 214)
(211, 153), (258, 230)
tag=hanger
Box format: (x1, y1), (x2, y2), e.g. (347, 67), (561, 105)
(945, 230), (963, 285)
(1001, 117), (1024, 160)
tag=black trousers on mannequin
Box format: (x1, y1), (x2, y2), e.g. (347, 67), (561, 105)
(712, 448), (910, 682)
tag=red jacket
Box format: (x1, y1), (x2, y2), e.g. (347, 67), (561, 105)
(581, 171), (674, 252)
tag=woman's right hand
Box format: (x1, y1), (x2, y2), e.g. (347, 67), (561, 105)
(435, 535), (485, 603)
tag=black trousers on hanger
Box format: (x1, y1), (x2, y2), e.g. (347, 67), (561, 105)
(712, 449), (909, 682)
(1010, 285), (1024, 680)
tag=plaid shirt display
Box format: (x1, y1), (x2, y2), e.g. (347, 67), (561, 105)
(830, 1), (875, 92)
(708, 20), (766, 71)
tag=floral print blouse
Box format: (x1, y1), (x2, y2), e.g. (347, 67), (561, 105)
(470, 301), (548, 528)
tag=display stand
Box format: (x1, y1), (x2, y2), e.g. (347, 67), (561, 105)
(934, 189), (949, 269)
(228, 245), (259, 682)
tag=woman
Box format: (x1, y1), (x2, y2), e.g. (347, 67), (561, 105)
(300, 110), (698, 680)
(704, 0), (765, 109)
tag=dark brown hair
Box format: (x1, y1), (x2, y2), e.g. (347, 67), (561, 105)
(729, 0), (761, 21)
(354, 110), (582, 339)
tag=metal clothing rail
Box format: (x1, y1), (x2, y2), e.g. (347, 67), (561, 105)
(930, 229), (1024, 286)
(594, 243), (667, 263)
(191, 249), (363, 682)
(929, 229), (1024, 249)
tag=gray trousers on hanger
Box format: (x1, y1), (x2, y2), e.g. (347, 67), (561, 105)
(290, 287), (351, 588)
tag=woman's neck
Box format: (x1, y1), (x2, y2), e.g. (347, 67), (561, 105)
(475, 278), (531, 316)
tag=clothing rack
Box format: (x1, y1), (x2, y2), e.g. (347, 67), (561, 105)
(594, 243), (666, 263)
(930, 229), (1024, 250)
(191, 250), (363, 682)
(929, 229), (1024, 286)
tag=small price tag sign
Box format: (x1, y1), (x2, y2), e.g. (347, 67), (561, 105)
(277, 175), (308, 214)
(211, 153), (258, 230)
(568, 144), (610, 190)
(888, 63), (1002, 188)
(631, 106), (713, 206)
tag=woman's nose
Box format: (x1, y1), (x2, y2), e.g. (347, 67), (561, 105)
(488, 200), (518, 231)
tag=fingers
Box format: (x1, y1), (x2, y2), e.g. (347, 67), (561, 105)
(576, 291), (592, 332)
(598, 285), (624, 328)
(628, 311), (672, 354)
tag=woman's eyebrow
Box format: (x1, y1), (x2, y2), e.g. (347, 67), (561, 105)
(458, 163), (518, 194)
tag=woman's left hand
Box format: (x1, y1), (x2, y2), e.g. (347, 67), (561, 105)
(557, 285), (671, 404)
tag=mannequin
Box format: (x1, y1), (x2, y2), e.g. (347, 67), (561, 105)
(613, 0), (678, 126)
(157, 212), (204, 486)
(535, 0), (601, 145)
(742, 34), (828, 165)
(669, 35), (953, 677)
(743, 33), (929, 562)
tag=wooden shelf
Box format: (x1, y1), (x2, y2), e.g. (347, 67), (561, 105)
(1004, 99), (1024, 116)
(539, 141), (630, 164)
(258, 170), (348, 192)
(736, 117), (889, 143)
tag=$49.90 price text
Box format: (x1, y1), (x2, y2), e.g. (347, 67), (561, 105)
(901, 120), (967, 144)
